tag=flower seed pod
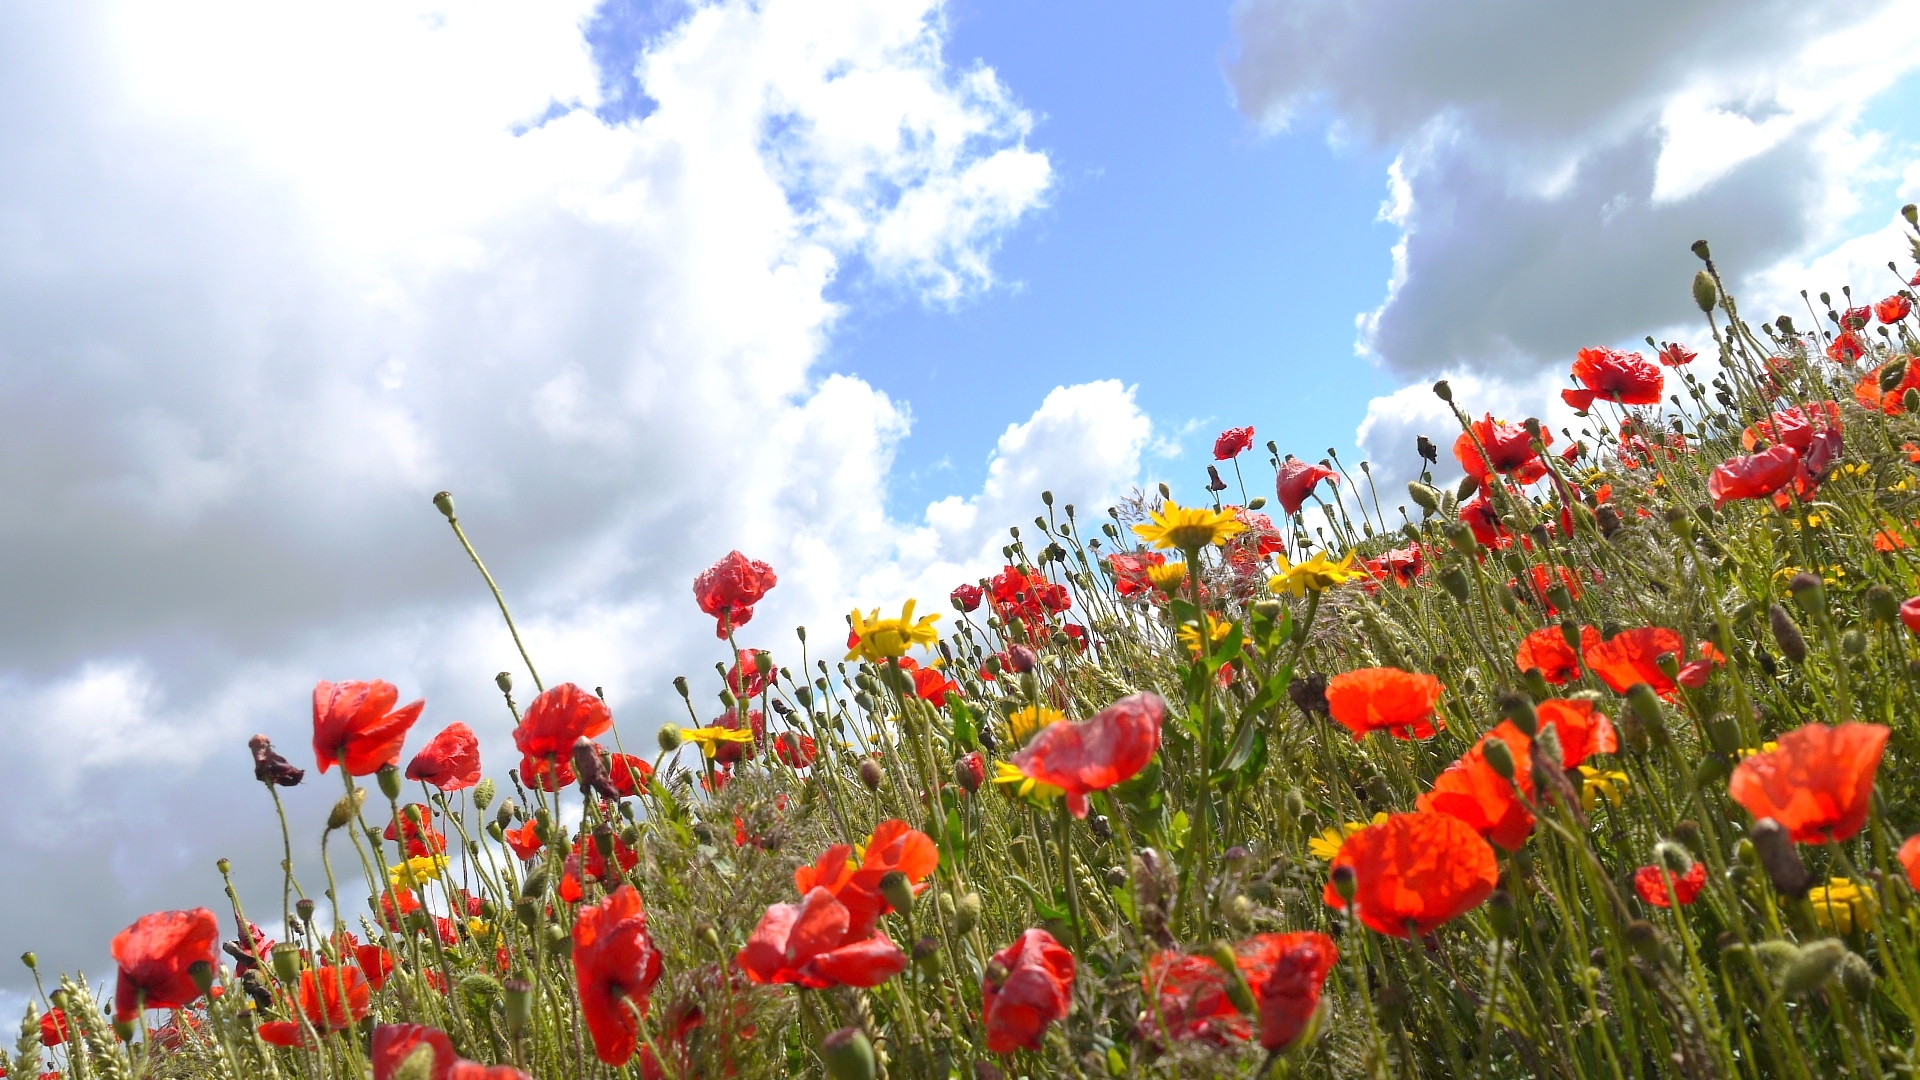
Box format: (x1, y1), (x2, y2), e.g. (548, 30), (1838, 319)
(432, 491), (456, 520)
(1432, 379), (1453, 402)
(858, 759), (884, 791)
(1704, 714), (1740, 755)
(502, 976), (533, 1039)
(1331, 864), (1357, 904)
(1866, 584), (1899, 625)
(1749, 818), (1811, 897)
(954, 892), (982, 935)
(270, 943), (302, 985)
(1839, 950), (1876, 1001)
(1692, 271), (1718, 313)
(377, 764), (403, 800)
(1881, 357), (1910, 392)
(1438, 566), (1471, 602)
(1769, 604), (1808, 663)
(657, 724), (683, 753)
(879, 870), (915, 918)
(1782, 939), (1847, 996)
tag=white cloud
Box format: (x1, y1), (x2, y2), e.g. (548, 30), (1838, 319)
(0, 0), (1108, 983)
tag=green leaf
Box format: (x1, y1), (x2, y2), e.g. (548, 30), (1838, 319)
(948, 697), (979, 751)
(1167, 810), (1191, 854)
(1205, 620), (1245, 674)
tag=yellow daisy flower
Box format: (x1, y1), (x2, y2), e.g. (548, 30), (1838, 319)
(1809, 878), (1876, 933)
(992, 759), (1064, 805)
(1736, 742), (1778, 758)
(1307, 813), (1388, 860)
(1178, 613), (1234, 660)
(1146, 560), (1188, 593)
(1578, 766), (1629, 812)
(1133, 501), (1247, 551)
(680, 726), (755, 759)
(1269, 551), (1367, 598)
(388, 855), (448, 891)
(846, 600), (940, 662)
(1006, 704), (1065, 748)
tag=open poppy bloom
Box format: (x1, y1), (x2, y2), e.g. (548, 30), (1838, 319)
(312, 680), (425, 776)
(572, 885), (664, 1066)
(259, 965), (371, 1045)
(1829, 330), (1869, 364)
(581, 833), (640, 882)
(1899, 835), (1920, 891)
(1005, 692), (1163, 817)
(1214, 426), (1255, 460)
(1453, 415), (1551, 484)
(793, 820), (939, 939)
(1633, 863), (1706, 908)
(1877, 294), (1913, 323)
(1674, 642), (1727, 689)
(1418, 708), (1611, 851)
(911, 665), (960, 707)
(1741, 401), (1841, 453)
(1275, 457), (1340, 516)
(606, 753), (654, 796)
(1516, 624), (1599, 685)
(111, 908), (219, 1022)
(982, 928), (1076, 1054)
(1508, 565), (1581, 614)
(950, 582), (984, 612)
(724, 649), (775, 699)
(1583, 626), (1685, 698)
(1322, 812), (1498, 937)
(501, 820), (543, 860)
(694, 551), (778, 638)
(1247, 931), (1338, 1053)
(1107, 551), (1168, 598)
(404, 722), (480, 791)
(1657, 342), (1696, 366)
(773, 731), (818, 769)
(371, 1023), (533, 1080)
(518, 751), (576, 792)
(384, 807), (446, 858)
(1561, 347), (1663, 411)
(1727, 722), (1890, 842)
(735, 887), (909, 989)
(356, 943), (395, 991)
(1707, 445), (1800, 508)
(1325, 668), (1444, 741)
(1458, 489), (1512, 549)
(1140, 951), (1250, 1045)
(513, 683), (613, 764)
(1855, 361), (1920, 414)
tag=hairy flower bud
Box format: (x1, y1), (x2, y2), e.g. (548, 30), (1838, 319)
(1481, 735), (1517, 781)
(327, 789), (366, 832)
(1208, 940), (1258, 1015)
(1750, 819), (1811, 897)
(1331, 864), (1357, 904)
(878, 870), (915, 918)
(954, 892), (982, 935)
(1782, 939), (1848, 996)
(1497, 693), (1537, 737)
(1769, 604), (1808, 663)
(1788, 572), (1828, 622)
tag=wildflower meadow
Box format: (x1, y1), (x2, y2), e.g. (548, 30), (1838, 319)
(24, 219), (1920, 1080)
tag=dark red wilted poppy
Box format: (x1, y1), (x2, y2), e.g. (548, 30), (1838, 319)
(405, 722), (481, 791)
(1877, 294), (1913, 323)
(1276, 456), (1340, 516)
(1516, 624), (1599, 685)
(736, 887), (908, 989)
(1562, 347), (1663, 410)
(1322, 811), (1497, 937)
(112, 908), (219, 1022)
(371, 1023), (533, 1080)
(1634, 863), (1706, 907)
(573, 885), (665, 1066)
(1214, 426), (1255, 460)
(1657, 342), (1696, 366)
(693, 551), (777, 639)
(1708, 445), (1800, 508)
(1583, 626), (1684, 698)
(982, 928), (1076, 1054)
(513, 683), (612, 763)
(1453, 415), (1550, 484)
(1855, 360), (1920, 414)
(1325, 668), (1444, 741)
(1727, 722), (1889, 843)
(312, 680), (425, 776)
(1007, 692), (1163, 817)
(384, 806), (445, 858)
(1247, 931), (1338, 1053)
(951, 583), (984, 612)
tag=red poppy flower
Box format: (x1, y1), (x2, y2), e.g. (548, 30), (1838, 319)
(356, 944), (395, 991)
(1140, 951), (1248, 1044)
(1856, 360), (1920, 414)
(1902, 597), (1920, 636)
(1829, 331), (1869, 364)
(1418, 724), (1536, 850)
(982, 928), (1076, 1054)
(582, 834), (640, 882)
(693, 551), (777, 638)
(1841, 305), (1872, 329)
(1246, 932), (1338, 1053)
(1459, 490), (1512, 549)
(1007, 692), (1163, 817)
(1108, 552), (1168, 598)
(1321, 812), (1498, 937)
(1633, 863), (1706, 908)
(513, 683), (612, 764)
(1657, 342), (1697, 366)
(989, 565), (1072, 628)
(794, 820), (940, 939)
(607, 753), (654, 796)
(1231, 507), (1285, 559)
(518, 752), (575, 792)
(1214, 426), (1255, 460)
(912, 665), (960, 707)
(1562, 348), (1663, 411)
(1583, 626), (1684, 698)
(380, 887), (421, 930)
(723, 649), (775, 700)
(1727, 722), (1890, 843)
(298, 965), (371, 1030)
(372, 1023), (533, 1080)
(951, 582), (984, 612)
(1516, 624), (1599, 685)
(1707, 445), (1799, 509)
(1900, 835), (1920, 891)
(712, 708), (764, 765)
(39, 1009), (66, 1048)
(312, 680), (425, 776)
(111, 909), (218, 1021)
(384, 807), (446, 858)
(1453, 415), (1551, 484)
(1535, 697), (1618, 767)
(1507, 565), (1581, 615)
(1675, 642), (1726, 689)
(573, 885), (664, 1066)
(1276, 456), (1340, 516)
(1325, 668), (1444, 741)
(501, 820), (542, 860)
(736, 887), (908, 989)
(559, 854), (586, 903)
(1742, 402), (1841, 453)
(1877, 295), (1913, 323)
(404, 723), (480, 791)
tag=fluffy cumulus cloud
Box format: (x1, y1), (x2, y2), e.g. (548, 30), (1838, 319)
(1227, 0), (1920, 466)
(0, 0), (1145, 985)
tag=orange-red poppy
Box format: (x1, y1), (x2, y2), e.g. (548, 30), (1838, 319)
(111, 909), (219, 1022)
(1325, 668), (1444, 741)
(1418, 723), (1535, 850)
(1516, 624), (1599, 685)
(982, 929), (1076, 1054)
(513, 683), (613, 763)
(1855, 361), (1920, 414)
(1634, 863), (1706, 908)
(1140, 951), (1249, 1045)
(1741, 402), (1841, 453)
(1707, 446), (1800, 509)
(693, 551), (777, 638)
(1107, 552), (1167, 598)
(735, 887), (908, 989)
(1536, 697), (1618, 767)
(1453, 415), (1550, 484)
(1007, 693), (1163, 817)
(312, 680), (425, 777)
(1322, 812), (1498, 937)
(1727, 722), (1889, 843)
(607, 753), (654, 797)
(1246, 931), (1338, 1053)
(371, 1023), (533, 1080)
(383, 806), (445, 859)
(405, 722), (481, 791)
(1877, 295), (1913, 323)
(1214, 426), (1255, 460)
(572, 885), (664, 1065)
(794, 820), (939, 940)
(1900, 835), (1920, 891)
(1583, 626), (1684, 698)
(502, 820), (543, 861)
(1459, 489), (1512, 549)
(1562, 347), (1663, 410)
(1276, 456), (1340, 516)
(1657, 342), (1696, 366)
(1508, 565), (1582, 614)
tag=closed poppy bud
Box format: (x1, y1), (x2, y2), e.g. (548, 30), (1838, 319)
(1626, 683), (1666, 743)
(913, 937), (941, 967)
(1623, 919), (1664, 965)
(1497, 693), (1537, 737)
(1479, 736), (1517, 782)
(327, 789), (366, 831)
(879, 870), (915, 918)
(1330, 864), (1357, 904)
(1782, 939), (1847, 996)
(1866, 585), (1899, 625)
(1439, 566), (1470, 600)
(1750, 819), (1811, 897)
(859, 759), (884, 791)
(1842, 628), (1866, 656)
(1408, 482), (1440, 514)
(1840, 951), (1875, 1000)
(515, 897), (540, 930)
(1432, 379), (1453, 402)
(1769, 604), (1808, 663)
(1692, 271), (1718, 312)
(1905, 388), (1920, 414)
(1788, 573), (1828, 621)
(271, 944), (301, 985)
(472, 778), (495, 811)
(955, 752), (985, 793)
(657, 725), (682, 753)
(1486, 889), (1516, 938)
(955, 893), (982, 935)
(188, 960), (214, 996)
(1008, 646), (1037, 674)
(1207, 940), (1257, 1015)
(1704, 714), (1740, 754)
(1520, 668), (1551, 703)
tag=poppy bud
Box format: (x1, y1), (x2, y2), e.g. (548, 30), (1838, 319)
(1750, 818), (1811, 897)
(1497, 585), (1521, 616)
(657, 725), (683, 753)
(1692, 271), (1718, 312)
(1438, 567), (1470, 602)
(1625, 683), (1666, 743)
(1331, 864), (1357, 904)
(879, 870), (915, 918)
(1769, 604), (1808, 663)
(502, 976), (533, 1038)
(327, 789), (366, 831)
(1788, 573), (1828, 621)
(1520, 668), (1551, 704)
(1481, 736), (1516, 782)
(188, 960), (214, 997)
(270, 943), (302, 985)
(1248, 496), (1267, 510)
(1455, 473), (1478, 502)
(543, 924), (568, 949)
(1866, 585), (1899, 625)
(1008, 645), (1037, 674)
(1207, 940), (1258, 1015)
(1497, 692), (1537, 736)
(954, 892), (982, 934)
(1839, 950), (1875, 1000)
(859, 759), (884, 791)
(1408, 482), (1440, 514)
(1905, 204), (1919, 227)
(1654, 840), (1694, 877)
(1841, 628), (1866, 656)
(1623, 919), (1664, 965)
(515, 897), (540, 931)
(432, 491), (456, 520)
(1432, 379), (1453, 402)
(911, 937), (941, 968)
(1908, 388), (1920, 415)
(374, 764), (403, 800)
(1704, 714), (1740, 755)
(1782, 939), (1848, 996)
(984, 959), (1009, 988)
(114, 1019), (136, 1042)
(1486, 889), (1517, 938)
